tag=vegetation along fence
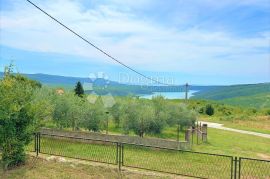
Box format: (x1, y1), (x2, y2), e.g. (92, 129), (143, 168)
(26, 133), (270, 179)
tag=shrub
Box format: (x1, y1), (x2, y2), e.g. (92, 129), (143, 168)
(198, 107), (204, 114)
(0, 69), (41, 169)
(205, 104), (214, 116)
(266, 109), (270, 116)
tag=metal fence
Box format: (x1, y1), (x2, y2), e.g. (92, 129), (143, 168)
(122, 143), (233, 179)
(40, 133), (118, 165)
(239, 157), (270, 179)
(26, 133), (270, 179)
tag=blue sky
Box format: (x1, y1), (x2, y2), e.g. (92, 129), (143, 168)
(0, 0), (269, 85)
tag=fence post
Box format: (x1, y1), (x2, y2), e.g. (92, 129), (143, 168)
(234, 157), (238, 179)
(116, 143), (119, 170)
(121, 144), (124, 166)
(38, 132), (41, 153)
(202, 124), (208, 142)
(231, 157), (233, 179)
(34, 133), (37, 153)
(238, 158), (241, 179)
(118, 143), (121, 171)
(196, 129), (199, 145)
(35, 132), (40, 156)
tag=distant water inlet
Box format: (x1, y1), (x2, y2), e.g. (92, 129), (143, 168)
(139, 90), (198, 99)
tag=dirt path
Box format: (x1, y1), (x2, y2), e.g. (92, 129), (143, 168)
(199, 121), (270, 139)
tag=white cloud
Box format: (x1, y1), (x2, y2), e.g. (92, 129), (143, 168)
(0, 0), (269, 79)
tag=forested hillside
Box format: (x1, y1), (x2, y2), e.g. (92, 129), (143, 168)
(191, 83), (270, 100)
(191, 83), (270, 108)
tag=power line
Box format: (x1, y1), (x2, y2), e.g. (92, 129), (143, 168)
(26, 0), (172, 86)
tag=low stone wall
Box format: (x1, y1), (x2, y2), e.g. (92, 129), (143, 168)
(40, 128), (190, 150)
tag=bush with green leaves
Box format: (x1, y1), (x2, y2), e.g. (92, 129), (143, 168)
(205, 104), (214, 116)
(266, 109), (270, 116)
(0, 69), (44, 169)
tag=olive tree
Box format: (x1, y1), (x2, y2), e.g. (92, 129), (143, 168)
(167, 103), (197, 141)
(109, 102), (122, 128)
(80, 97), (106, 132)
(30, 87), (55, 127)
(121, 98), (154, 137)
(120, 97), (140, 135)
(53, 92), (84, 130)
(149, 96), (167, 134)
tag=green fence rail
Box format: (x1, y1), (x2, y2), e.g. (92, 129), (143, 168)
(25, 133), (269, 179)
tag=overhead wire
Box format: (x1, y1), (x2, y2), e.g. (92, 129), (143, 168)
(26, 0), (175, 86)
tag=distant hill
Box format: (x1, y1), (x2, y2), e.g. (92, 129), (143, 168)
(220, 92), (270, 108)
(0, 72), (219, 95)
(0, 72), (120, 88)
(191, 83), (270, 108)
(191, 83), (270, 100)
(1, 72), (268, 108)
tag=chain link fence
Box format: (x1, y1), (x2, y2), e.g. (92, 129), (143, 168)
(122, 143), (233, 178)
(39, 133), (118, 165)
(239, 157), (270, 179)
(24, 133), (269, 179)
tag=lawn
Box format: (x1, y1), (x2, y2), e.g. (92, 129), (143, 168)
(0, 157), (169, 179)
(192, 128), (270, 159)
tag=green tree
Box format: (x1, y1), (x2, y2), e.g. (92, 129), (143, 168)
(53, 92), (83, 130)
(74, 81), (84, 97)
(0, 69), (42, 169)
(121, 99), (154, 137)
(79, 97), (105, 132)
(205, 104), (214, 116)
(167, 103), (196, 141)
(133, 102), (154, 137)
(29, 87), (54, 127)
(150, 96), (167, 134)
(120, 97), (140, 135)
(109, 103), (122, 128)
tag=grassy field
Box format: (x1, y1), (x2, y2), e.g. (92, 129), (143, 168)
(0, 157), (169, 179)
(192, 128), (270, 159)
(201, 115), (270, 135)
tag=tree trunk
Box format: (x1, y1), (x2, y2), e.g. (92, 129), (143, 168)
(177, 123), (180, 142)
